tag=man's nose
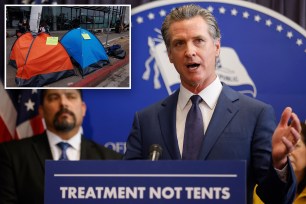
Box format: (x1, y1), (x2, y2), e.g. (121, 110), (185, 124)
(185, 43), (196, 57)
(59, 95), (69, 108)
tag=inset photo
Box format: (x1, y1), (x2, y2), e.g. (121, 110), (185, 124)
(5, 5), (130, 88)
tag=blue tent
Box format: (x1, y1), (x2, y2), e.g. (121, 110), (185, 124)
(61, 28), (109, 76)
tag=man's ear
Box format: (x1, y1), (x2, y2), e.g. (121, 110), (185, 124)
(82, 102), (87, 117)
(215, 39), (221, 57)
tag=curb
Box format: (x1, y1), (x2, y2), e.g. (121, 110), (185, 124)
(69, 55), (129, 87)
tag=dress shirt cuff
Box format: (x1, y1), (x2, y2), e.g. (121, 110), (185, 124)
(274, 164), (288, 183)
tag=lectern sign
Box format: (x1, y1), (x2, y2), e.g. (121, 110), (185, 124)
(45, 160), (246, 203)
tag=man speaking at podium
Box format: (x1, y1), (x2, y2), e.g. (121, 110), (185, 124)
(124, 4), (301, 204)
(0, 89), (122, 204)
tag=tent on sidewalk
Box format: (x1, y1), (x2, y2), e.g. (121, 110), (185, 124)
(9, 32), (74, 87)
(60, 28), (110, 76)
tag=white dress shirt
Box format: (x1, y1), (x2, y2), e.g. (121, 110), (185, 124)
(47, 128), (82, 160)
(176, 77), (288, 180)
(176, 76), (223, 155)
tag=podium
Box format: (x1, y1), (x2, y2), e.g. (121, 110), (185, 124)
(45, 160), (246, 203)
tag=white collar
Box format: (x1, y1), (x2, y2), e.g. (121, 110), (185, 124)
(178, 76), (223, 110)
(46, 128), (82, 151)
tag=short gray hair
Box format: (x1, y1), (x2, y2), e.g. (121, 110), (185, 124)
(161, 4), (221, 48)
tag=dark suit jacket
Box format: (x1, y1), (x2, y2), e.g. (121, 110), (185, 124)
(0, 132), (122, 204)
(124, 85), (296, 204)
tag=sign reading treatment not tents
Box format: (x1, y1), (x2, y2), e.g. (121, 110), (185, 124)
(45, 160), (246, 203)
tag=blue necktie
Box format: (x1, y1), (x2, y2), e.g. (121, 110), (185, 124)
(182, 95), (204, 160)
(57, 142), (70, 160)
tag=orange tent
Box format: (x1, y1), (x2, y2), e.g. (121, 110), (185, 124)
(9, 32), (74, 87)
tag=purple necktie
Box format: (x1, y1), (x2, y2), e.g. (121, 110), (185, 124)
(57, 142), (70, 160)
(182, 95), (204, 160)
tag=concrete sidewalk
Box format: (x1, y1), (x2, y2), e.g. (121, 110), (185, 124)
(5, 29), (130, 88)
(70, 54), (129, 87)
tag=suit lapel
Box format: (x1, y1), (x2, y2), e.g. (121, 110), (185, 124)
(32, 134), (93, 162)
(198, 85), (239, 160)
(158, 91), (181, 159)
(80, 136), (89, 159)
(31, 133), (53, 171)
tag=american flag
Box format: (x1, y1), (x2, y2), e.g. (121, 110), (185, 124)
(0, 82), (45, 143)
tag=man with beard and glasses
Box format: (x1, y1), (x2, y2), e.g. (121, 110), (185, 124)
(0, 89), (122, 204)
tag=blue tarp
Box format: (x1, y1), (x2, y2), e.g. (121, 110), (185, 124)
(61, 28), (109, 76)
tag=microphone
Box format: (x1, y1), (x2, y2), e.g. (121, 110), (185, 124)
(149, 144), (163, 161)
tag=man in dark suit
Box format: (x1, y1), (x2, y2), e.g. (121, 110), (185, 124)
(0, 89), (122, 204)
(124, 4), (301, 204)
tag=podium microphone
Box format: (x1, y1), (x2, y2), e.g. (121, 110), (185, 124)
(149, 144), (163, 161)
